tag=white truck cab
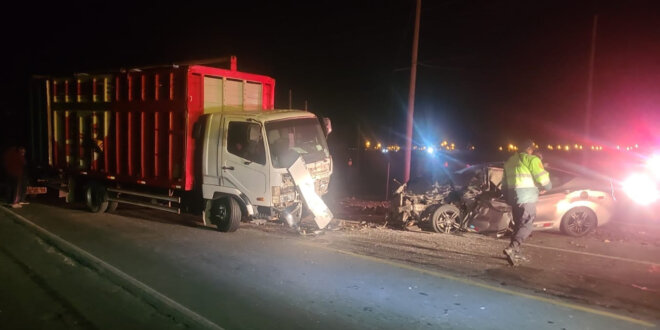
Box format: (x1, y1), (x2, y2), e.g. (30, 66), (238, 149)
(198, 110), (333, 231)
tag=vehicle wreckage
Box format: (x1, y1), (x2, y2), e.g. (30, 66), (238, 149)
(387, 165), (513, 235)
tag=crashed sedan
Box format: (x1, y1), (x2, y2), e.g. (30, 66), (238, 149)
(482, 164), (616, 236)
(388, 163), (616, 237)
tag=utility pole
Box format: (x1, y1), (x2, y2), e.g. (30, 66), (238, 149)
(583, 14), (598, 165)
(289, 89), (292, 109)
(404, 0), (422, 183)
(304, 100), (308, 111)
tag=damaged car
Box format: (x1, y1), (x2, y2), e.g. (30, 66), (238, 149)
(387, 164), (513, 235)
(387, 162), (616, 237)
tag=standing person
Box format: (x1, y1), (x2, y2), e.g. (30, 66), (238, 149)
(502, 140), (551, 266)
(3, 146), (28, 208)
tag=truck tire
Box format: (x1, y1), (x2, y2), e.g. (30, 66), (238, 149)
(211, 197), (241, 232)
(85, 183), (109, 213)
(66, 176), (77, 203)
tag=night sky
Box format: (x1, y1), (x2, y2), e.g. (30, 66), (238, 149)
(2, 0), (660, 151)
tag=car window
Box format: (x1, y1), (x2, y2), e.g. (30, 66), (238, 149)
(547, 168), (574, 188)
(227, 121), (266, 165)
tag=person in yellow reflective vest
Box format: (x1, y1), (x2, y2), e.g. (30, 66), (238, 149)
(502, 139), (551, 266)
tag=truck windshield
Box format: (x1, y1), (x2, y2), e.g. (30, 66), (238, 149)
(266, 118), (329, 168)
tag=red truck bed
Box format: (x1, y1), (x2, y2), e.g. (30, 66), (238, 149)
(43, 57), (275, 191)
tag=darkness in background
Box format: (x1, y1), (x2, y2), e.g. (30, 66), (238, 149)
(2, 1), (659, 166)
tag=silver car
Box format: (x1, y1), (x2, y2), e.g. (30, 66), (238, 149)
(528, 167), (616, 236)
(479, 164), (615, 237)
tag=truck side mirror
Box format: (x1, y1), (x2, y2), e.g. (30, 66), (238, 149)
(322, 117), (332, 137)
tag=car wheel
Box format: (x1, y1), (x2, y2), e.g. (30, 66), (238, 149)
(85, 183), (108, 213)
(560, 206), (597, 237)
(431, 204), (461, 233)
(211, 197), (241, 232)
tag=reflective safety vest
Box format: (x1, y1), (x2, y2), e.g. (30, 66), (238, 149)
(504, 153), (551, 203)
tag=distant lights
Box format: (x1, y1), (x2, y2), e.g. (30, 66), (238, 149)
(386, 145), (401, 152)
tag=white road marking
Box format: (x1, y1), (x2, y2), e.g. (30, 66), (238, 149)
(306, 242), (657, 328)
(524, 242), (660, 266)
(0, 207), (224, 330)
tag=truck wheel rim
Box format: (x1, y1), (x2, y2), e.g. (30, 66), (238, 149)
(215, 203), (228, 221)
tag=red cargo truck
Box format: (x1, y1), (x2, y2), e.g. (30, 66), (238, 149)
(31, 57), (333, 232)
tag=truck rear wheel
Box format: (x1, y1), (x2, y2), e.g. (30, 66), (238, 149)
(211, 197), (241, 232)
(85, 183), (109, 213)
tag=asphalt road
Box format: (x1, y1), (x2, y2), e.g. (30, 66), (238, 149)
(1, 200), (658, 329)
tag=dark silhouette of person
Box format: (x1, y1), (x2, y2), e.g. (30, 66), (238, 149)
(3, 146), (28, 208)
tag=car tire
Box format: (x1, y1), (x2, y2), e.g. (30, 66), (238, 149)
(85, 183), (109, 213)
(560, 206), (597, 237)
(431, 204), (461, 233)
(211, 197), (241, 232)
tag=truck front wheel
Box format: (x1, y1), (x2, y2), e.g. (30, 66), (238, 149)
(85, 183), (109, 213)
(211, 197), (241, 232)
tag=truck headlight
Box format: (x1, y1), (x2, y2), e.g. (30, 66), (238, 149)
(271, 174), (296, 206)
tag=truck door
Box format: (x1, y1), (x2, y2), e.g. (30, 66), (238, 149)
(221, 118), (269, 206)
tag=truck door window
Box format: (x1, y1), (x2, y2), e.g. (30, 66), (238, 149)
(227, 121), (266, 165)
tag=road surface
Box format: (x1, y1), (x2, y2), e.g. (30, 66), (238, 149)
(0, 199), (658, 329)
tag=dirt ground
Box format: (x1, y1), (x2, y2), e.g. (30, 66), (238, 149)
(250, 197), (660, 322)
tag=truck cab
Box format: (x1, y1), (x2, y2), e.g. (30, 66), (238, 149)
(198, 110), (333, 231)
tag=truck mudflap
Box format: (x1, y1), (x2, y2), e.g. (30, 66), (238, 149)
(287, 157), (334, 229)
